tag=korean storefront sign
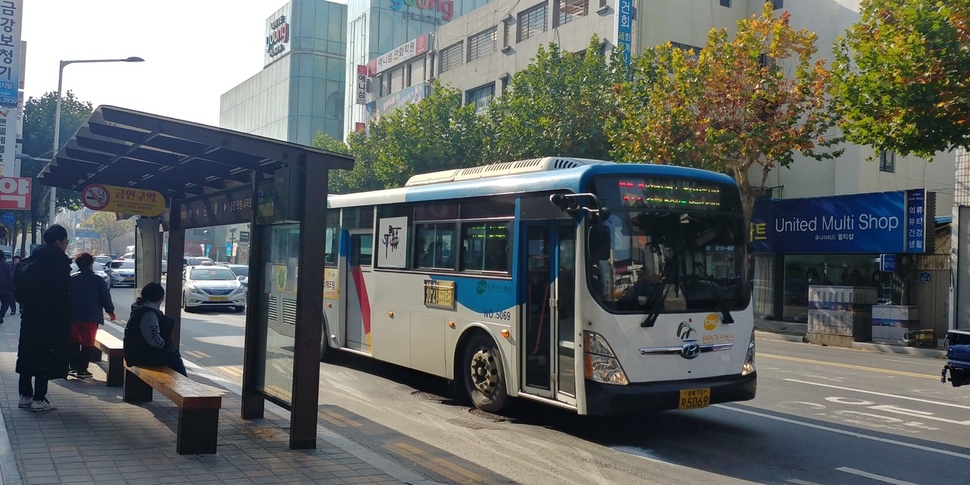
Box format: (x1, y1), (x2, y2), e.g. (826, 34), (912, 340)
(615, 0), (633, 65)
(0, 175), (28, 209)
(355, 65), (367, 105)
(368, 33), (430, 76)
(750, 190), (933, 254)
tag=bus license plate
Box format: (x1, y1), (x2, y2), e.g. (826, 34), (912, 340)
(678, 388), (711, 410)
(209, 296), (229, 302)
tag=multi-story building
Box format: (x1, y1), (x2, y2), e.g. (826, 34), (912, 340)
(220, 0), (349, 146)
(363, 0), (956, 336)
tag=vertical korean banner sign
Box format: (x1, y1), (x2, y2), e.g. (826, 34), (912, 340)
(0, 0), (23, 176)
(615, 0), (633, 65)
(355, 65), (367, 105)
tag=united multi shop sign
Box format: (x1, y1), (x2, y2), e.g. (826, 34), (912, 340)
(0, 176), (29, 210)
(750, 189), (931, 254)
(368, 33), (430, 76)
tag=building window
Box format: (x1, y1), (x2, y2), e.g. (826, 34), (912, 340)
(772, 0), (783, 8)
(468, 27), (497, 62)
(554, 0), (588, 28)
(518, 3), (548, 43)
(466, 83), (495, 113)
(502, 17), (513, 50)
(390, 68), (404, 92)
(719, 0), (731, 7)
(439, 42), (463, 74)
(669, 42), (701, 60)
(408, 60), (426, 86)
(879, 151), (895, 173)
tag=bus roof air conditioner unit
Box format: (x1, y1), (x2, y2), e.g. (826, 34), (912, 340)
(405, 157), (612, 186)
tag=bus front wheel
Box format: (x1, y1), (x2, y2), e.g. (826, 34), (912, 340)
(463, 333), (509, 414)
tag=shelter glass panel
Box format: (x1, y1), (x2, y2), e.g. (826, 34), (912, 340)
(255, 223), (301, 405)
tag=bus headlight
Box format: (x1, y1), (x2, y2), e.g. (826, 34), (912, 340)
(742, 329), (756, 376)
(584, 331), (629, 385)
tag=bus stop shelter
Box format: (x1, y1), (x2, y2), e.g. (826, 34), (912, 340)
(37, 105), (355, 449)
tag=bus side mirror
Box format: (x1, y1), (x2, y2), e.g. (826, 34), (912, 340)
(588, 225), (611, 261)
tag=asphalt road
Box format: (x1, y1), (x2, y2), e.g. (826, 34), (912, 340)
(104, 286), (970, 484)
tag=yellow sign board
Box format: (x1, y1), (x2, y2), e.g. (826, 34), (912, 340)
(423, 280), (456, 310)
(324, 268), (339, 299)
(82, 184), (165, 216)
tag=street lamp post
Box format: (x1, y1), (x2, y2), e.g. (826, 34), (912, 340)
(49, 56), (144, 227)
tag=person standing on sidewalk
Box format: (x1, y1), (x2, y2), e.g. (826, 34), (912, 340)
(68, 253), (116, 378)
(0, 252), (14, 324)
(124, 282), (186, 376)
(15, 224), (73, 412)
(9, 255), (21, 316)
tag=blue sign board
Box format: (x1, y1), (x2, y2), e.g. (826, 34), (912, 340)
(906, 189), (926, 253)
(1, 213), (13, 225)
(73, 229), (101, 239)
(879, 254), (896, 272)
(226, 242), (233, 254)
(751, 191), (907, 253)
(616, 0), (633, 65)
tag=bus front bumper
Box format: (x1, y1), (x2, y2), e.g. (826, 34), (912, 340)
(584, 371), (757, 415)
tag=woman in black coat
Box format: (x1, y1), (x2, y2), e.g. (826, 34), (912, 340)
(16, 225), (72, 412)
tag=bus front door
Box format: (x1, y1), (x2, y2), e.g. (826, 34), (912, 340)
(522, 223), (577, 403)
(345, 231), (373, 353)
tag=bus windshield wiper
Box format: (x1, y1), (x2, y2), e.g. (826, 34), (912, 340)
(699, 279), (734, 324)
(640, 282), (670, 328)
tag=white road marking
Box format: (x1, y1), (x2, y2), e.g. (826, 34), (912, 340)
(717, 405), (970, 460)
(836, 466), (919, 485)
(785, 379), (970, 410)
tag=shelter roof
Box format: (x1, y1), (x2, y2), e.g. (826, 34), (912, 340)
(38, 105), (354, 199)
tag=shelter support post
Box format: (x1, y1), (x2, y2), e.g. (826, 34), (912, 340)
(290, 157), (327, 450)
(241, 178), (265, 420)
(165, 200), (186, 348)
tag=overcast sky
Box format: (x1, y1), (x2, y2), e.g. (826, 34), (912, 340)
(22, 0), (299, 143)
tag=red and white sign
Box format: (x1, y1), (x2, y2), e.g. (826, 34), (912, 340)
(355, 65), (368, 105)
(82, 184), (110, 211)
(371, 33), (430, 75)
(0, 176), (29, 210)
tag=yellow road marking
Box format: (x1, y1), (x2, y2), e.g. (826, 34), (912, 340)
(318, 409), (362, 428)
(760, 353), (938, 380)
(265, 384), (292, 402)
(183, 350), (211, 359)
(217, 365), (243, 377)
(386, 442), (489, 484)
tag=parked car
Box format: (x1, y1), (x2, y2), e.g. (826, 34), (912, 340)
(106, 260), (136, 287)
(71, 262), (112, 288)
(94, 255), (114, 265)
(224, 264), (249, 288)
(182, 265), (246, 312)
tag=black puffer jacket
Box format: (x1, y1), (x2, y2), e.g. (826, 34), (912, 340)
(15, 244), (72, 379)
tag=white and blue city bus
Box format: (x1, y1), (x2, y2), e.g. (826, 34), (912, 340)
(320, 157), (756, 415)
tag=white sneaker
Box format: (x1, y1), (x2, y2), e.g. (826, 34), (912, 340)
(18, 396), (31, 408)
(30, 399), (57, 412)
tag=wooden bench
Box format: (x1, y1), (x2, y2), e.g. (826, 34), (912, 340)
(93, 330), (125, 387)
(123, 364), (223, 454)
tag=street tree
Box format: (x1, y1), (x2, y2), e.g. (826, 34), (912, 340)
(23, 91), (93, 227)
(483, 36), (624, 162)
(608, 4), (842, 222)
(344, 80), (486, 190)
(832, 0), (970, 159)
(83, 211), (134, 255)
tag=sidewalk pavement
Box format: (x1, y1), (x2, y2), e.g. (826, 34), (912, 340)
(0, 312), (946, 485)
(0, 313), (443, 485)
(754, 318), (947, 359)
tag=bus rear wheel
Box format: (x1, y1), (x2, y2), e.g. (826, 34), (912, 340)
(463, 333), (509, 414)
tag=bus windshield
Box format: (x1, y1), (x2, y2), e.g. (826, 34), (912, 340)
(589, 178), (749, 314)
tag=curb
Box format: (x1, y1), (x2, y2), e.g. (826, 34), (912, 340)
(755, 330), (946, 359)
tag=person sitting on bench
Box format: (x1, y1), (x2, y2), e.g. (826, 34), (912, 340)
(124, 283), (186, 376)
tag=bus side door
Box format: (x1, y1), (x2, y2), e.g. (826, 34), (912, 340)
(522, 222), (577, 403)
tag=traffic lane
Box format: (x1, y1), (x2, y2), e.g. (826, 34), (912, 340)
(753, 338), (969, 447)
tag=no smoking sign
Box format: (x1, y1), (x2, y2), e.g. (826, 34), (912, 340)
(82, 184), (111, 211)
